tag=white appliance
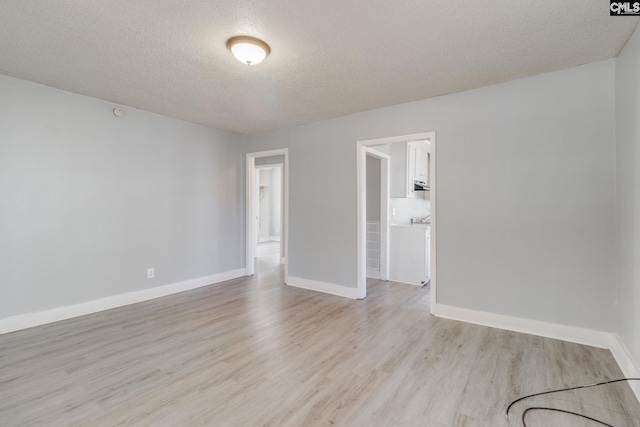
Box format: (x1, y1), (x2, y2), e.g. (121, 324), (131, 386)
(389, 225), (430, 286)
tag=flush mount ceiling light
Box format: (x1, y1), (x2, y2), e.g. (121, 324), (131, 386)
(226, 36), (270, 65)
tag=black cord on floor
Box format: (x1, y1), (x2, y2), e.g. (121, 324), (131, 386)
(522, 407), (612, 426)
(505, 378), (640, 427)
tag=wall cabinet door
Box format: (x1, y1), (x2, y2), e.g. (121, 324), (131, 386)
(390, 142), (414, 198)
(413, 142), (429, 184)
(406, 143), (416, 197)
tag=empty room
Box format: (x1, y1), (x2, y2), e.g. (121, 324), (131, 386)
(2, 1), (640, 426)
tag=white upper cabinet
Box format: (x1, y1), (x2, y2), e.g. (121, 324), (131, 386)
(390, 142), (413, 198)
(413, 141), (429, 184)
(390, 141), (429, 198)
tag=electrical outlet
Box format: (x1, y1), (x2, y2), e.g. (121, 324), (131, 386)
(147, 268), (155, 279)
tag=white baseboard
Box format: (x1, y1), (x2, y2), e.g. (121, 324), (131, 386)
(0, 268), (246, 335)
(610, 333), (640, 402)
(392, 279), (424, 286)
(287, 276), (358, 299)
(366, 269), (380, 279)
(431, 303), (612, 349)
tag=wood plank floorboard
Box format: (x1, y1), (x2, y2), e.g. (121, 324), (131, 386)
(1, 259), (639, 426)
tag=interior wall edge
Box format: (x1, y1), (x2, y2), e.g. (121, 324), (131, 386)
(0, 268), (246, 335)
(613, 19), (640, 404)
(286, 276), (359, 299)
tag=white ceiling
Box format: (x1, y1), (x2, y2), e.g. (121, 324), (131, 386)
(0, 1), (637, 134)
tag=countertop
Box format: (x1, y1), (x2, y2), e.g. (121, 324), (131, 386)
(390, 223), (430, 228)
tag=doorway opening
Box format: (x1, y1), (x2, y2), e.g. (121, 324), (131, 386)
(357, 132), (436, 306)
(255, 164), (283, 267)
(246, 149), (289, 280)
(365, 149), (390, 282)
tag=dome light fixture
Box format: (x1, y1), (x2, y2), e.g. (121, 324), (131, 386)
(226, 36), (270, 65)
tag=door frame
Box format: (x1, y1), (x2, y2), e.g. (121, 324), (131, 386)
(246, 149), (289, 279)
(356, 132), (436, 303)
(365, 148), (390, 282)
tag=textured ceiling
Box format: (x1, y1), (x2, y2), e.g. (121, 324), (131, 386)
(0, 1), (637, 134)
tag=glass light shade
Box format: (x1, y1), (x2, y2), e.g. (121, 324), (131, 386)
(227, 36), (270, 65)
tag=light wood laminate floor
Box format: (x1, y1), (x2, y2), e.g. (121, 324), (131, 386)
(1, 259), (639, 426)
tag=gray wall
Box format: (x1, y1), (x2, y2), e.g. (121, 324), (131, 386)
(615, 27), (640, 369)
(245, 59), (617, 332)
(0, 74), (245, 319)
(366, 155), (381, 221)
(255, 155), (285, 166)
